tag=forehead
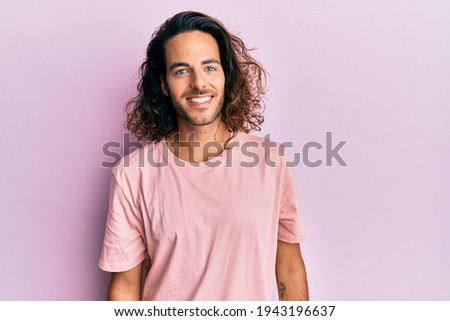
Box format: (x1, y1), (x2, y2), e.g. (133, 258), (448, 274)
(164, 30), (221, 64)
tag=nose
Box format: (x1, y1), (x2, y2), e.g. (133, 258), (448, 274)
(190, 70), (206, 90)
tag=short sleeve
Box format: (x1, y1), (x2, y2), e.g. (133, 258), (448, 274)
(278, 159), (307, 243)
(98, 169), (146, 272)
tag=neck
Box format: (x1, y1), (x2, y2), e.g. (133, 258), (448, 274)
(165, 120), (231, 163)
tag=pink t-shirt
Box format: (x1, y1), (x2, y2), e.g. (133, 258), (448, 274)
(99, 131), (306, 300)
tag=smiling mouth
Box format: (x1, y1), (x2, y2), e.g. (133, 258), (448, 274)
(186, 95), (214, 105)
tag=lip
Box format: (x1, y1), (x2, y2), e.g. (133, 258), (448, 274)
(186, 95), (214, 107)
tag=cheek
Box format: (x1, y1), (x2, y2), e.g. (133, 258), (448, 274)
(167, 79), (186, 98)
(213, 73), (226, 92)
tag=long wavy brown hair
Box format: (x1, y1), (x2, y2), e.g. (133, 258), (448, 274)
(125, 11), (267, 143)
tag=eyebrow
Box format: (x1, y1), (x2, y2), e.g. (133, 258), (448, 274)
(168, 59), (221, 72)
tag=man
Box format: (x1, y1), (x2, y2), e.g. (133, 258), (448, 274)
(99, 11), (308, 301)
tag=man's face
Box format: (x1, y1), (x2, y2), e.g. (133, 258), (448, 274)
(161, 30), (225, 127)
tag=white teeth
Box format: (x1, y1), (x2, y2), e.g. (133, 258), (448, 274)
(187, 96), (212, 103)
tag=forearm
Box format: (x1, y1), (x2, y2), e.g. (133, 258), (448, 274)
(276, 264), (309, 301)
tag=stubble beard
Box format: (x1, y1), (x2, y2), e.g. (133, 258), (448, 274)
(170, 93), (225, 127)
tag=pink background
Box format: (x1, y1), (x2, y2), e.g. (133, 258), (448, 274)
(1, 1), (449, 300)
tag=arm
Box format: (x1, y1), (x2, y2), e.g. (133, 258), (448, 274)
(107, 262), (143, 300)
(275, 240), (309, 301)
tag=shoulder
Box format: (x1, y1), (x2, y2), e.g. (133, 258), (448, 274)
(111, 140), (161, 183)
(232, 131), (291, 171)
(235, 131), (286, 157)
(235, 131), (285, 148)
(234, 131), (265, 144)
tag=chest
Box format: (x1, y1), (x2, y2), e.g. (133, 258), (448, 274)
(140, 165), (281, 243)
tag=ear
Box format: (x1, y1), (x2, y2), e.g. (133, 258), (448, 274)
(160, 74), (169, 96)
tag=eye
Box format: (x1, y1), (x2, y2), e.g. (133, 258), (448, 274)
(175, 69), (187, 75)
(205, 66), (216, 72)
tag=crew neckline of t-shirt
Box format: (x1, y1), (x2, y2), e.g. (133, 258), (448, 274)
(160, 131), (243, 168)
